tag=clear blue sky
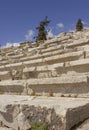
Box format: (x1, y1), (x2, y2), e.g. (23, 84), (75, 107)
(0, 0), (89, 46)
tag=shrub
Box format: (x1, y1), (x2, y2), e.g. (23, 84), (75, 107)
(29, 123), (47, 130)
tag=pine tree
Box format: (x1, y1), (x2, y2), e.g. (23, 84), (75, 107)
(76, 19), (83, 31)
(36, 16), (50, 42)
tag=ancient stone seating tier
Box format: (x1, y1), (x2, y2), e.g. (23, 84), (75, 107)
(0, 30), (89, 96)
(0, 75), (89, 97)
(1, 29), (89, 129)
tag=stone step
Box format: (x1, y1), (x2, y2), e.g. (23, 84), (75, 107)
(67, 38), (89, 48)
(1, 58), (89, 80)
(64, 58), (89, 76)
(22, 58), (89, 78)
(0, 75), (88, 97)
(0, 80), (25, 94)
(20, 48), (72, 62)
(2, 42), (89, 65)
(20, 47), (78, 63)
(23, 66), (52, 79)
(38, 38), (89, 54)
(0, 69), (23, 81)
(6, 43), (89, 67)
(22, 64), (59, 79)
(7, 43), (89, 65)
(0, 62), (24, 71)
(0, 61), (8, 66)
(0, 46), (81, 65)
(40, 43), (64, 53)
(41, 50), (84, 64)
(22, 57), (89, 79)
(36, 35), (71, 49)
(0, 50), (84, 72)
(26, 75), (89, 97)
(0, 63), (62, 80)
(7, 53), (24, 59)
(1, 40), (89, 66)
(0, 71), (12, 81)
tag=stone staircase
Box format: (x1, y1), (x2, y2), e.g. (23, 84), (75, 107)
(0, 29), (89, 97)
(0, 29), (89, 130)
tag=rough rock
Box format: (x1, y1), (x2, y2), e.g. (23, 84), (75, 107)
(0, 95), (89, 130)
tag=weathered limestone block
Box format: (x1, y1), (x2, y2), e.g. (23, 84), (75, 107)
(0, 95), (89, 130)
(0, 49), (85, 74)
(23, 67), (37, 79)
(0, 75), (89, 96)
(0, 60), (8, 66)
(0, 71), (12, 81)
(0, 66), (6, 71)
(20, 48), (62, 62)
(41, 43), (62, 53)
(23, 63), (64, 73)
(6, 52), (16, 56)
(23, 58), (43, 67)
(21, 50), (84, 68)
(44, 50), (84, 64)
(57, 35), (71, 41)
(8, 54), (24, 59)
(55, 58), (89, 76)
(64, 58), (89, 76)
(26, 75), (89, 96)
(67, 38), (89, 48)
(20, 47), (69, 63)
(11, 69), (23, 80)
(66, 58), (89, 67)
(85, 50), (89, 58)
(0, 80), (26, 94)
(5, 62), (23, 70)
(0, 96), (63, 130)
(23, 65), (58, 79)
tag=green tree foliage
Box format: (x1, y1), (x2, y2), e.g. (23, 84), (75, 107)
(36, 16), (50, 42)
(76, 19), (83, 31)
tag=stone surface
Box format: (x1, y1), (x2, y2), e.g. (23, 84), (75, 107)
(0, 75), (88, 96)
(1, 29), (89, 130)
(0, 71), (12, 81)
(0, 95), (89, 130)
(0, 127), (14, 130)
(75, 119), (89, 130)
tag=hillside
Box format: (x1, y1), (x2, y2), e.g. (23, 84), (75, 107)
(0, 29), (89, 130)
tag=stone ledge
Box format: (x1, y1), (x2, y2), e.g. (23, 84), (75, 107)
(0, 95), (89, 130)
(0, 50), (84, 71)
(0, 75), (88, 95)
